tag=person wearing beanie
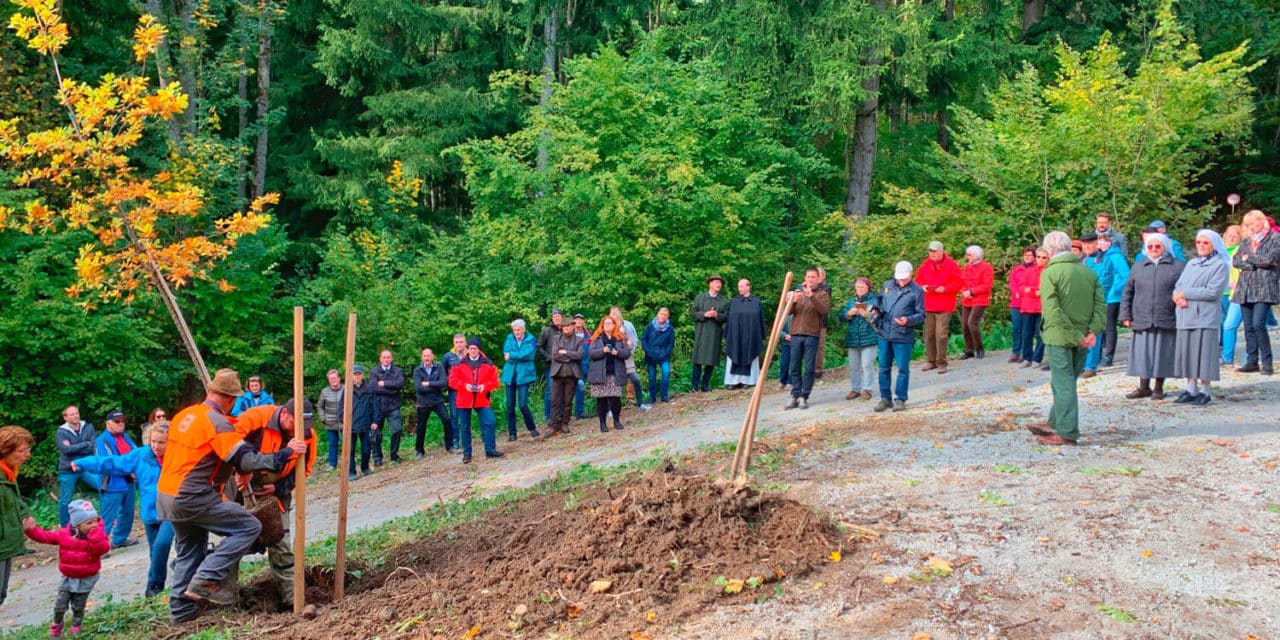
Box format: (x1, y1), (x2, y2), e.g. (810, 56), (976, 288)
(448, 338), (503, 463)
(24, 499), (109, 637)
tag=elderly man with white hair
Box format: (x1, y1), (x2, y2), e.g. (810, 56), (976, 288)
(959, 245), (994, 360)
(1028, 231), (1105, 445)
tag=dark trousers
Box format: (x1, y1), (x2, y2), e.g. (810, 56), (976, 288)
(372, 407), (403, 463)
(0, 558), (11, 606)
(1242, 301), (1274, 366)
(691, 363), (715, 391)
(54, 587), (91, 626)
(961, 305), (986, 354)
(415, 402), (454, 453)
(1010, 308), (1023, 358)
(549, 376), (577, 431)
(1103, 302), (1121, 361)
(789, 334), (820, 399)
(778, 341), (792, 386)
(505, 383), (537, 436)
(596, 396), (622, 428)
(878, 339), (913, 401)
(168, 500), (262, 623)
(349, 431), (371, 474)
(145, 520), (175, 594)
(1016, 312), (1044, 363)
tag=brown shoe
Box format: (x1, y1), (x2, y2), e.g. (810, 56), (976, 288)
(937, 365), (948, 374)
(922, 363), (938, 371)
(1125, 387), (1152, 400)
(846, 390), (860, 400)
(861, 390), (872, 400)
(1036, 434), (1077, 446)
(1081, 370), (1096, 379)
(1026, 423), (1054, 436)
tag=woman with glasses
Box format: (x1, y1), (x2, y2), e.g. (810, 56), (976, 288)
(1014, 248), (1048, 369)
(1171, 230), (1230, 405)
(1121, 232), (1185, 399)
(140, 407), (166, 446)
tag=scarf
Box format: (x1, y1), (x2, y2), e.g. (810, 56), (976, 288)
(0, 460), (16, 482)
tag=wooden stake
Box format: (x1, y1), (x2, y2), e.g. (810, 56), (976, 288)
(335, 313), (356, 600)
(292, 307), (306, 615)
(730, 272), (794, 480)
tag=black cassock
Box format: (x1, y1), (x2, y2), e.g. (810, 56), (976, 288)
(724, 294), (766, 376)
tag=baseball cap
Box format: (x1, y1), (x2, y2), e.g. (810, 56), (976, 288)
(894, 261), (913, 279)
(927, 240), (944, 252)
(105, 410), (125, 422)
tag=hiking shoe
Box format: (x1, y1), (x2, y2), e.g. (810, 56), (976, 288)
(613, 423), (624, 430)
(977, 350), (985, 359)
(414, 452), (425, 460)
(873, 399), (892, 412)
(485, 451), (505, 459)
(861, 390), (872, 400)
(959, 352), (975, 360)
(799, 398), (809, 409)
(638, 404), (652, 411)
(529, 429), (541, 438)
(185, 579), (237, 606)
(111, 538), (139, 549)
(783, 397), (800, 410)
(892, 400), (906, 412)
(508, 434), (517, 442)
(462, 455), (472, 464)
(1236, 363), (1259, 373)
(1081, 369), (1096, 379)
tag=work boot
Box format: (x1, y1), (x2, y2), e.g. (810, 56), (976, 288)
(873, 398), (892, 412)
(783, 397), (800, 410)
(799, 398), (809, 410)
(185, 579), (237, 606)
(959, 352), (975, 360)
(892, 399), (906, 412)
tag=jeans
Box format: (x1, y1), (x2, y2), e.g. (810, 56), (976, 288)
(349, 431), (371, 474)
(415, 403), (454, 453)
(1222, 300), (1242, 363)
(1103, 302), (1121, 361)
(574, 380), (586, 417)
(1242, 301), (1274, 366)
(778, 341), (792, 386)
(57, 469), (101, 526)
(847, 346), (877, 393)
(372, 407), (403, 463)
(1009, 309), (1023, 358)
(447, 390), (461, 448)
(325, 430), (341, 469)
(877, 339), (913, 401)
(145, 520), (175, 594)
(960, 305), (986, 354)
(924, 311), (953, 366)
(1016, 312), (1044, 363)
(549, 377), (577, 431)
(646, 360), (671, 402)
(788, 334), (819, 399)
(505, 383), (537, 437)
(1085, 336), (1102, 371)
(168, 499), (263, 623)
(99, 486), (136, 545)
(456, 406), (497, 457)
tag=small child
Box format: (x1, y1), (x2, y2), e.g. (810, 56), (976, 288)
(24, 500), (110, 637)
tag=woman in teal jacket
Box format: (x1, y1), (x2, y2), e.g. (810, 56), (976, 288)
(501, 319), (540, 441)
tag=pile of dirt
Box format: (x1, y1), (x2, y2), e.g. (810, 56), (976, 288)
(230, 461), (842, 639)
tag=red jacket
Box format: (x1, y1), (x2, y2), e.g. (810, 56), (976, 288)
(25, 522), (109, 579)
(1016, 264), (1044, 314)
(960, 260), (995, 307)
(1008, 263), (1032, 310)
(448, 354), (501, 409)
(915, 254), (964, 313)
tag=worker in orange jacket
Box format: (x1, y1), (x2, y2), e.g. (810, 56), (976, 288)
(230, 399), (316, 610)
(157, 369), (306, 624)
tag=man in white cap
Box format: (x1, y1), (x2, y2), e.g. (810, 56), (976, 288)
(872, 262), (925, 412)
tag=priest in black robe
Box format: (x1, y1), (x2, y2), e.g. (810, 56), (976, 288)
(724, 278), (767, 388)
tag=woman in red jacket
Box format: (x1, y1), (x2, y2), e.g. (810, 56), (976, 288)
(959, 245), (995, 360)
(1007, 247), (1035, 363)
(448, 337), (503, 463)
(24, 499), (109, 637)
(1016, 248), (1049, 368)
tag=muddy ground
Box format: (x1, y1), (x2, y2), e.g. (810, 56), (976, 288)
(6, 333), (1280, 639)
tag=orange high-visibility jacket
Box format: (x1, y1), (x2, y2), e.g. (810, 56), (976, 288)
(236, 404), (316, 511)
(156, 400), (293, 519)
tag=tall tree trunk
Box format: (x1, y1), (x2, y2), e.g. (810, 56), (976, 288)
(238, 42), (250, 201)
(537, 2), (558, 174)
(177, 0), (199, 138)
(937, 0), (954, 151)
(1022, 0), (1045, 38)
(937, 108), (950, 151)
(252, 2), (273, 200)
(144, 0), (183, 148)
(845, 0), (885, 220)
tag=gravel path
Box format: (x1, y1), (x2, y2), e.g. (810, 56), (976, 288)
(2, 332), (1277, 636)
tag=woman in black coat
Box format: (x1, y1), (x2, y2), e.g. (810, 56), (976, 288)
(1120, 233), (1186, 399)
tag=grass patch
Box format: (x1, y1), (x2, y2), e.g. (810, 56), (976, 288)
(1079, 466), (1143, 477)
(978, 492), (1012, 507)
(993, 464), (1022, 474)
(697, 440), (737, 457)
(1096, 604), (1137, 623)
(1265, 504), (1280, 514)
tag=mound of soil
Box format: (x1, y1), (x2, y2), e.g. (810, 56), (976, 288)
(240, 461), (842, 639)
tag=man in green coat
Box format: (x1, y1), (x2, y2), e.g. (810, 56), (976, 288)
(1032, 231), (1106, 445)
(690, 275), (731, 392)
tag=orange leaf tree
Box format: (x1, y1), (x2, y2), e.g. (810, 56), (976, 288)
(0, 0), (275, 385)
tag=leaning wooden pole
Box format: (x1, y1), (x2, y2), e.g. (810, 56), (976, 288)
(730, 272), (794, 480)
(292, 307), (307, 615)
(334, 313), (356, 600)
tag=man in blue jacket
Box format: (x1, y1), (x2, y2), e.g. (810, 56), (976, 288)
(95, 410), (139, 548)
(55, 405), (100, 526)
(370, 350), (406, 465)
(413, 348), (455, 458)
(338, 365), (380, 479)
(640, 308), (675, 404)
(873, 262), (926, 412)
(1094, 233), (1131, 367)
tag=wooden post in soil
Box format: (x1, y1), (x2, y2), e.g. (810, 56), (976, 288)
(730, 272), (794, 482)
(292, 307), (306, 615)
(334, 313), (356, 600)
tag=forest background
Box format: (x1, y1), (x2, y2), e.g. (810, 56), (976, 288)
(0, 0), (1276, 481)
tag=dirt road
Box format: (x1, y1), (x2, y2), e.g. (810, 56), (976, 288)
(3, 333), (1278, 637)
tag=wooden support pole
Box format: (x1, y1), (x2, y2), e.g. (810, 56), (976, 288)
(292, 307), (306, 615)
(334, 313), (356, 600)
(730, 272), (794, 480)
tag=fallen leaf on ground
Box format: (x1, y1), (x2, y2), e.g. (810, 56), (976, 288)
(590, 580), (612, 594)
(1038, 536), (1052, 543)
(632, 633), (654, 640)
(1141, 550), (1153, 558)
(927, 557), (953, 577)
(566, 603), (582, 619)
(462, 626), (481, 640)
(911, 633), (932, 640)
(882, 575), (899, 585)
(828, 550), (842, 562)
(645, 611), (656, 621)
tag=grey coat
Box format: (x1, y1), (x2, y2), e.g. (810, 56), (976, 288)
(547, 332), (584, 379)
(587, 337), (633, 386)
(56, 421), (97, 473)
(1231, 232), (1280, 305)
(1120, 253), (1184, 331)
(1173, 254), (1229, 330)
